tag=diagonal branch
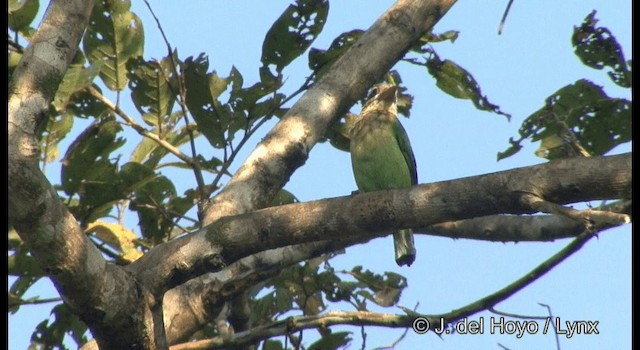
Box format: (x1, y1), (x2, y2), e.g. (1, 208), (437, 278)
(86, 85), (197, 167)
(200, 0), (459, 225)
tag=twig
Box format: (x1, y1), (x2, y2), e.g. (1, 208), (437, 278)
(498, 0), (514, 35)
(9, 297), (62, 308)
(86, 86), (196, 166)
(538, 303), (561, 350)
(520, 193), (630, 228)
(142, 0), (207, 219)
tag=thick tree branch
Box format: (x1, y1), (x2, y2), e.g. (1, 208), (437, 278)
(128, 153), (631, 297)
(8, 1), (165, 349)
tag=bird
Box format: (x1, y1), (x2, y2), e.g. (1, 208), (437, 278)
(349, 83), (417, 267)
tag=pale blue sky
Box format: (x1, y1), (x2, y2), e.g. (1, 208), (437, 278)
(9, 1), (631, 349)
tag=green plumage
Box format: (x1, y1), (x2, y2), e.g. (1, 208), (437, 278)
(350, 84), (417, 266)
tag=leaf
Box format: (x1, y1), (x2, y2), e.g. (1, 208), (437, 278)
(128, 172), (178, 242)
(86, 220), (143, 262)
(182, 54), (233, 148)
(52, 62), (104, 113)
(40, 113), (74, 164)
(426, 53), (511, 119)
(499, 79), (631, 160)
(572, 11), (631, 88)
(308, 30), (363, 79)
(307, 332), (352, 350)
(8, 0), (39, 33)
(61, 117), (125, 196)
(127, 53), (178, 129)
(262, 339), (286, 350)
(30, 304), (88, 349)
(270, 189), (299, 206)
(349, 267), (407, 307)
(411, 30), (460, 53)
(83, 0), (144, 91)
(261, 0), (329, 73)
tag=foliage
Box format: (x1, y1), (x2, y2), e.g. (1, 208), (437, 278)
(7, 1), (630, 349)
(498, 11), (631, 161)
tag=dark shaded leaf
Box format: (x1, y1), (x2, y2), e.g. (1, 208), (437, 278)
(411, 30), (460, 54)
(499, 79), (631, 160)
(52, 62), (103, 113)
(262, 0), (329, 73)
(270, 189), (299, 206)
(129, 169), (178, 242)
(262, 339), (286, 350)
(572, 11), (631, 88)
(83, 0), (144, 91)
(307, 332), (352, 350)
(127, 53), (178, 130)
(8, 0), (39, 33)
(40, 113), (74, 164)
(182, 54), (234, 148)
(426, 53), (510, 119)
(30, 304), (88, 349)
(309, 30), (363, 79)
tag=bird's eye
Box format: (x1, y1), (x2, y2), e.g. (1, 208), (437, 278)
(367, 87), (378, 100)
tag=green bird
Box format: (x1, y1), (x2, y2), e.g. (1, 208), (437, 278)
(350, 83), (417, 267)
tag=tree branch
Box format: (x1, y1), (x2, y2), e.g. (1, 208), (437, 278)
(425, 199), (631, 241)
(169, 221), (609, 349)
(8, 1), (166, 348)
(127, 153), (631, 297)
(200, 0), (459, 225)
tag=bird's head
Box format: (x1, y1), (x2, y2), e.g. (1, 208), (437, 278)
(361, 83), (398, 116)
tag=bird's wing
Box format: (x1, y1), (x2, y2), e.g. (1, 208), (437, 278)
(393, 118), (418, 185)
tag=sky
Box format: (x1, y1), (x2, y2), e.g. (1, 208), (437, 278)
(9, 1), (631, 349)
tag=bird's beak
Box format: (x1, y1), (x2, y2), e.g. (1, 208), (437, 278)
(377, 85), (398, 102)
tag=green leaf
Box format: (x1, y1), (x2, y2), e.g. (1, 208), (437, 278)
(129, 171), (178, 242)
(182, 54), (234, 148)
(572, 11), (631, 88)
(30, 304), (89, 349)
(8, 0), (39, 33)
(261, 0), (329, 73)
(426, 53), (511, 119)
(270, 189), (299, 206)
(61, 117), (125, 222)
(40, 113), (74, 164)
(61, 117), (125, 196)
(411, 30), (460, 53)
(52, 62), (103, 113)
(309, 30), (363, 79)
(500, 79), (631, 160)
(307, 332), (352, 350)
(83, 0), (144, 91)
(128, 53), (178, 129)
(262, 339), (286, 350)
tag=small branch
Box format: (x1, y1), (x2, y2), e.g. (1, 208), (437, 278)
(520, 193), (630, 229)
(86, 86), (196, 166)
(538, 303), (561, 350)
(497, 0), (515, 35)
(142, 0), (207, 218)
(425, 199), (631, 242)
(9, 297), (62, 308)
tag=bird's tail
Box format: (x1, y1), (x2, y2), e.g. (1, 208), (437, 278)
(393, 229), (416, 267)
